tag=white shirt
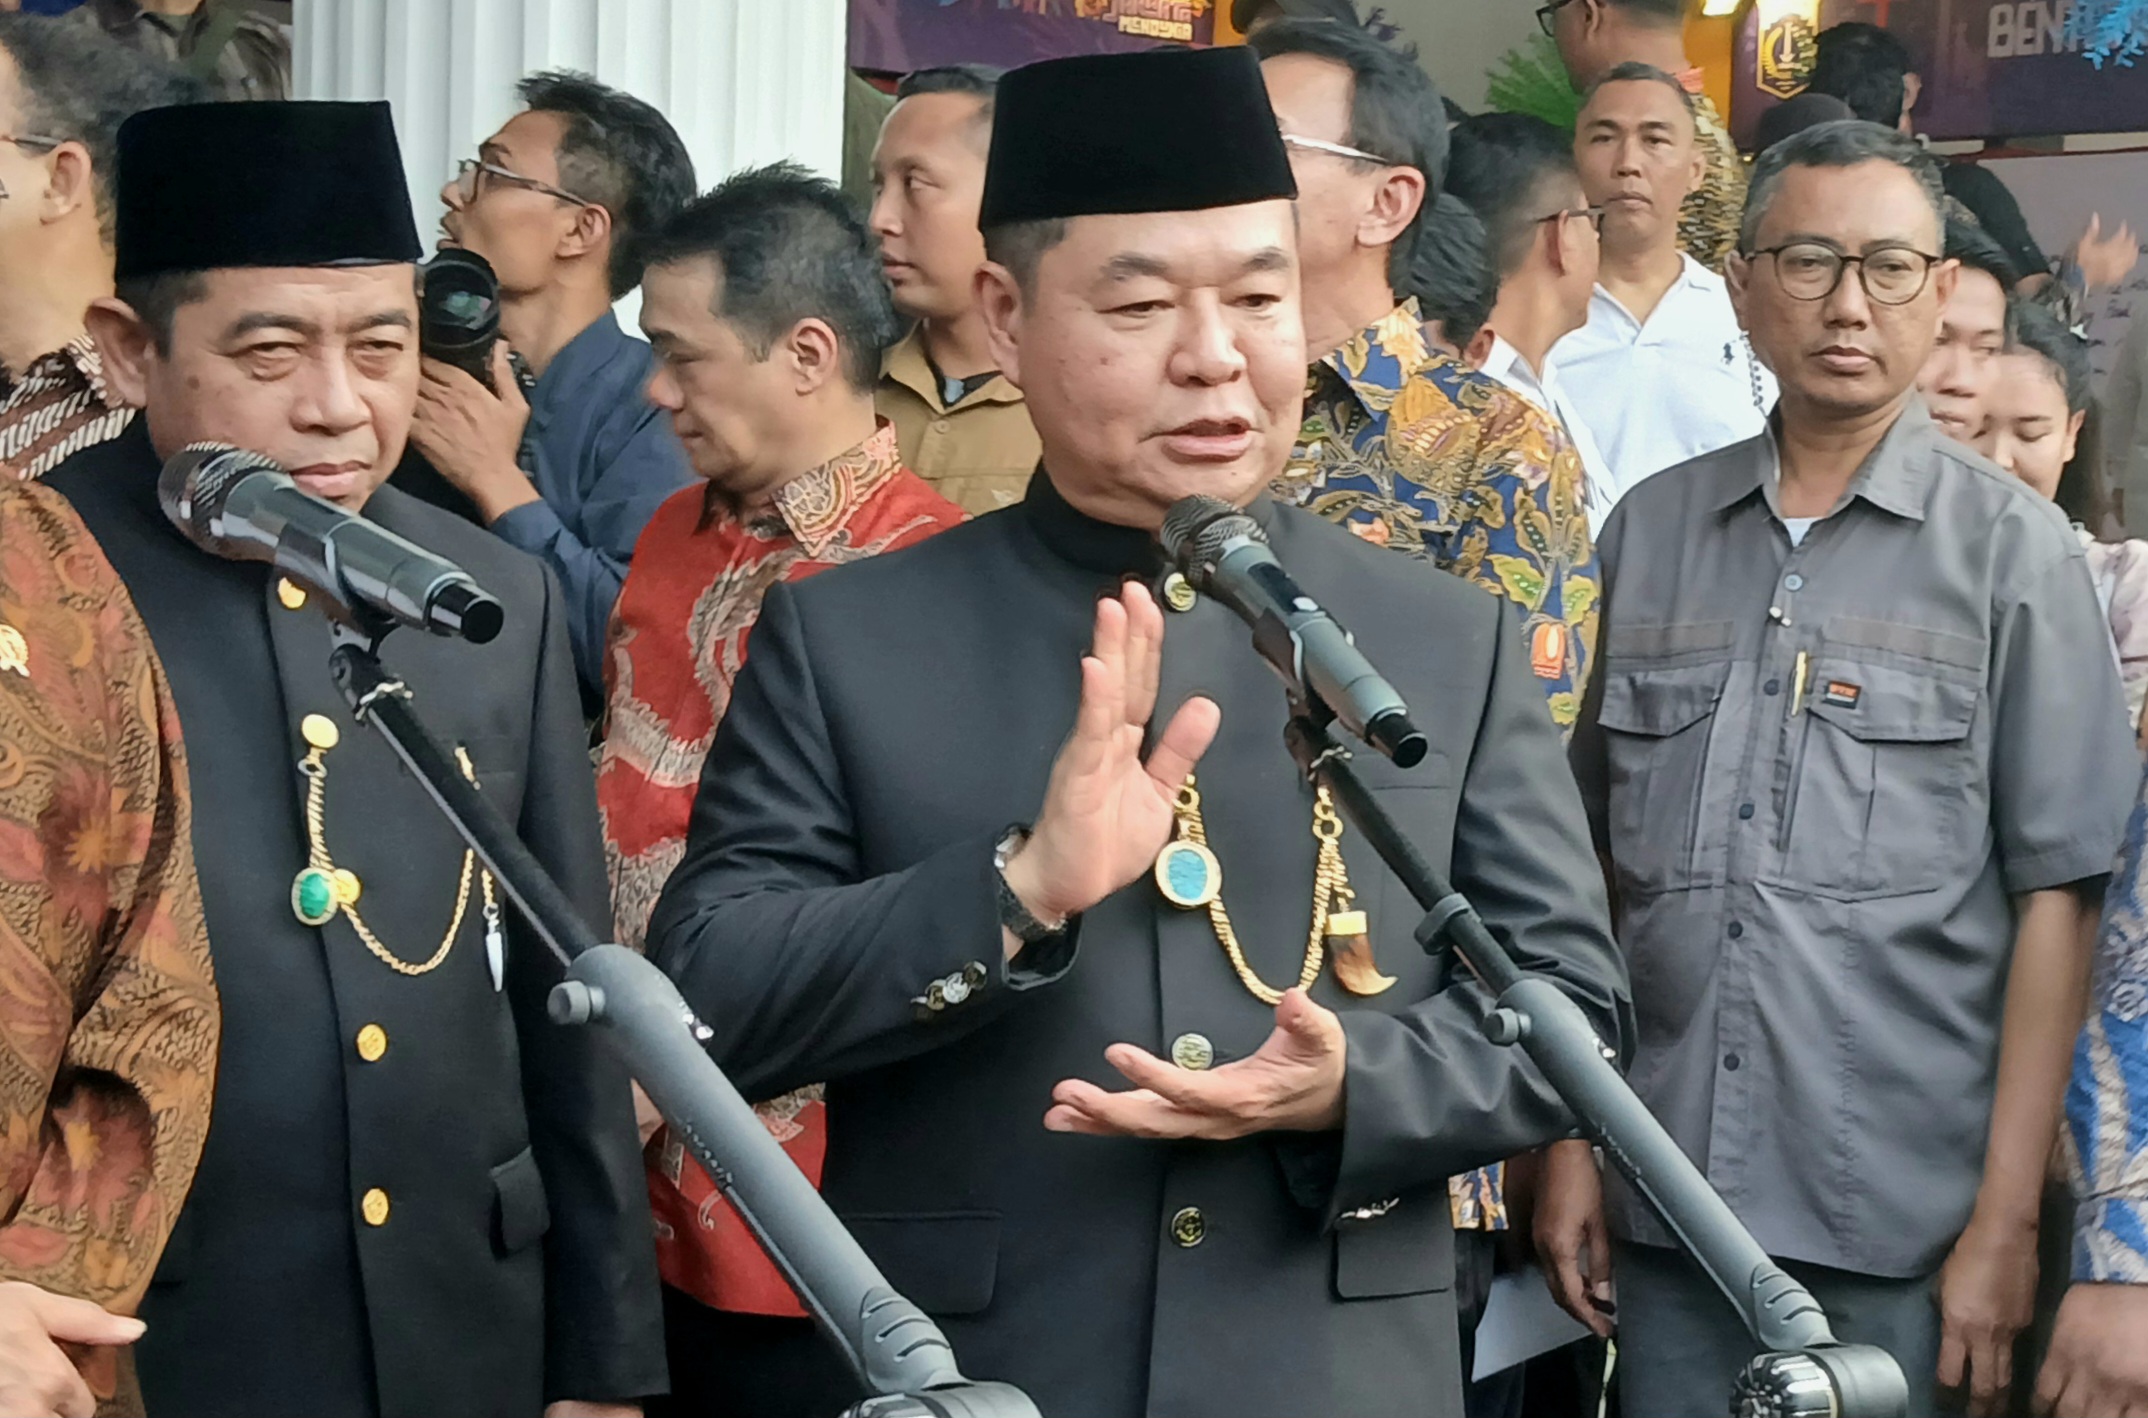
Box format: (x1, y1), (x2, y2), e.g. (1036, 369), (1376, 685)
(1550, 254), (1778, 511)
(1480, 333), (1617, 537)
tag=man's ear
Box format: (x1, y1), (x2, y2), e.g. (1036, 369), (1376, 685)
(1900, 72), (1923, 128)
(558, 202), (615, 268)
(1361, 165), (1427, 253)
(42, 142), (95, 227)
(84, 297), (154, 409)
(783, 317), (846, 397)
(1723, 250), (1753, 328)
(1462, 324), (1495, 368)
(976, 262), (1025, 391)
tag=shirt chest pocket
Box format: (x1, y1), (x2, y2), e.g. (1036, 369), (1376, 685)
(1777, 656), (1980, 900)
(1597, 658), (1733, 896)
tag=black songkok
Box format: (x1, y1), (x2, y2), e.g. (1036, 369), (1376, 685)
(979, 46), (1295, 229)
(115, 101), (423, 280)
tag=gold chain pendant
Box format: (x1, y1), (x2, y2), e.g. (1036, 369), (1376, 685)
(290, 724), (497, 978)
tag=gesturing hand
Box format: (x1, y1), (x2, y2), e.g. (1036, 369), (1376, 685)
(0, 1281), (145, 1418)
(1044, 987), (1347, 1139)
(1000, 580), (1220, 935)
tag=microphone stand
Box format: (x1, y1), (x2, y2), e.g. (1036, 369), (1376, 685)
(1279, 702), (1908, 1418)
(327, 633), (1039, 1418)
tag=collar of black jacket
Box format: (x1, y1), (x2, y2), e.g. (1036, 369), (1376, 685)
(1018, 465), (1284, 580)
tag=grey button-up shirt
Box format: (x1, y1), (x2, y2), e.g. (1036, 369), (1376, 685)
(1572, 398), (2136, 1276)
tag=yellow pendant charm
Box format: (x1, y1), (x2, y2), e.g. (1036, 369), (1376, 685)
(1326, 898), (1395, 996)
(1154, 838), (1223, 908)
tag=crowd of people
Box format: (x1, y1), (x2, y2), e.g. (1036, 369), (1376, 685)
(0, 0), (2145, 1416)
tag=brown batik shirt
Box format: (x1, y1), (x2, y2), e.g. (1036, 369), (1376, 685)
(0, 482), (216, 1414)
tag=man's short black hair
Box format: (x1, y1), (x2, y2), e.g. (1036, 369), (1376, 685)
(1596, 0), (1689, 24)
(1446, 112), (1579, 277)
(1401, 191), (1495, 350)
(1249, 17), (1445, 288)
(1806, 21), (1913, 127)
(1584, 59), (1697, 120)
(644, 162), (898, 394)
(895, 64), (1001, 108)
(1945, 216), (2019, 294)
(0, 14), (199, 244)
(1740, 118), (1943, 252)
(516, 69), (697, 299)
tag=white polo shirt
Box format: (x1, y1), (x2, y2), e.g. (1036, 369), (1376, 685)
(1550, 254), (1777, 507)
(1480, 334), (1617, 536)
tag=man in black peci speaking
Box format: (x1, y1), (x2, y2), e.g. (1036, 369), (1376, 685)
(647, 46), (1630, 1418)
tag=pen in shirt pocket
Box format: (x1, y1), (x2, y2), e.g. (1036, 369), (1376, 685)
(1789, 650), (1810, 718)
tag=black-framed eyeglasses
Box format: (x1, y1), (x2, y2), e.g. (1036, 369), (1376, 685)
(1540, 205), (1606, 233)
(1745, 241), (1942, 305)
(451, 157), (591, 208)
(0, 134), (63, 202)
(1536, 0), (1579, 37)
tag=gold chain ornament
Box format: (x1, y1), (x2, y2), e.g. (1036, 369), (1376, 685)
(1154, 775), (1392, 1004)
(291, 724), (498, 979)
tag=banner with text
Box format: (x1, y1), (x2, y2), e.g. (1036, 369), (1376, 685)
(850, 0), (1214, 74)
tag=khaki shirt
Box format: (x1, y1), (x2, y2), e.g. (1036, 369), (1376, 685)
(63, 0), (289, 103)
(1572, 400), (2136, 1276)
(876, 328), (1040, 515)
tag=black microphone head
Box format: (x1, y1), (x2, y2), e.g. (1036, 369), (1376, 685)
(1159, 494), (1265, 588)
(159, 442), (285, 554)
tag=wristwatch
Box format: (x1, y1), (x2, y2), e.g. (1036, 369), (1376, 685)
(994, 825), (1068, 944)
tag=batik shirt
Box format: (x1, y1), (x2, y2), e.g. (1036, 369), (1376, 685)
(0, 337), (136, 482)
(0, 483), (215, 1415)
(1276, 300), (1599, 735)
(598, 420), (964, 1315)
(1277, 303), (1599, 1232)
(2069, 760), (2148, 1283)
(1681, 89), (1747, 274)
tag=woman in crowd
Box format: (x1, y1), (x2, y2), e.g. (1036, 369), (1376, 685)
(1978, 301), (2148, 742)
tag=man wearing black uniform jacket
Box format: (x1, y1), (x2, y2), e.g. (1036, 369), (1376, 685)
(647, 46), (1630, 1418)
(45, 100), (664, 1418)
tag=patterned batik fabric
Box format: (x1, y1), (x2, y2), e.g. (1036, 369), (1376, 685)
(1277, 305), (1599, 1233)
(2068, 759), (2148, 1283)
(0, 482), (216, 1414)
(0, 338), (137, 482)
(597, 420), (964, 1316)
(1276, 301), (1600, 736)
(1681, 91), (1747, 274)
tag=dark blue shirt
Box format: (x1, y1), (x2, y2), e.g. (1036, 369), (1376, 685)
(492, 310), (694, 702)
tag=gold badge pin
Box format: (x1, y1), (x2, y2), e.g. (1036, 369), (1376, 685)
(361, 1187), (390, 1227)
(0, 624), (28, 678)
(276, 578), (308, 610)
(301, 714), (340, 751)
(355, 1023), (387, 1062)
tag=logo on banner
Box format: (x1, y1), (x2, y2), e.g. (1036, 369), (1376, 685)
(1759, 10), (1820, 99)
(1074, 0), (1211, 43)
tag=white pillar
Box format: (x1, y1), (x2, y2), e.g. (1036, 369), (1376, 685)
(295, 0), (847, 250)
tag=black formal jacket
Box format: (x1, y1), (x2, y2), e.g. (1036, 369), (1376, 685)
(49, 424), (665, 1418)
(648, 473), (1633, 1418)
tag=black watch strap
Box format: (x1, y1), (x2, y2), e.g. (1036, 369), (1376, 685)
(994, 826), (1066, 944)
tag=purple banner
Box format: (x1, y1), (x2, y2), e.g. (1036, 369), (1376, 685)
(1733, 0), (2148, 142)
(849, 0), (1215, 74)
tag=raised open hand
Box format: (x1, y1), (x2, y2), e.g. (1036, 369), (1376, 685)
(1000, 580), (1221, 936)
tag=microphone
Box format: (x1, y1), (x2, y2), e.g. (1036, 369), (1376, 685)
(159, 443), (504, 644)
(1158, 494), (1427, 768)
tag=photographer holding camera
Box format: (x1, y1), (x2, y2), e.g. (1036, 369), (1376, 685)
(413, 70), (696, 708)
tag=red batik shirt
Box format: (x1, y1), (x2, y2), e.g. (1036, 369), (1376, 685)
(597, 420), (964, 1316)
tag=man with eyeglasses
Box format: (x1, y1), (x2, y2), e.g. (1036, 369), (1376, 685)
(1553, 63), (1775, 511)
(1251, 18), (1598, 737)
(1548, 120), (2136, 1417)
(410, 70), (696, 711)
(1446, 111), (1616, 535)
(0, 15), (191, 480)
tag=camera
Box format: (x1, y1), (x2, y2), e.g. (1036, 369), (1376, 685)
(420, 248), (502, 391)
